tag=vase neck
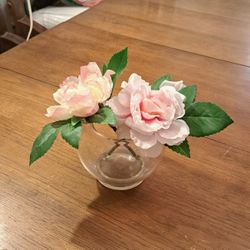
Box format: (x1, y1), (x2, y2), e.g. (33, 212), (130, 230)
(107, 139), (137, 158)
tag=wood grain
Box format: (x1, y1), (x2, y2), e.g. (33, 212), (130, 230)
(0, 68), (249, 249)
(71, 0), (250, 66)
(0, 22), (249, 152)
(0, 0), (250, 249)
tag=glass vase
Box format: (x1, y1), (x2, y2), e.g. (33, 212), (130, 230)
(78, 124), (161, 190)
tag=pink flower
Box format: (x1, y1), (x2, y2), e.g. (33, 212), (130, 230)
(46, 62), (114, 121)
(107, 73), (190, 157)
(46, 76), (99, 121)
(80, 62), (114, 103)
(74, 0), (103, 7)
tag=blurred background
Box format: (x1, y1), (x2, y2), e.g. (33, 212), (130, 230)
(0, 0), (102, 53)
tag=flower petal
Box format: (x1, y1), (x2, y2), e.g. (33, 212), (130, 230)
(173, 92), (185, 119)
(68, 92), (99, 117)
(104, 69), (115, 79)
(60, 76), (79, 88)
(80, 62), (102, 81)
(130, 129), (156, 149)
(45, 105), (71, 121)
(106, 96), (130, 118)
(73, 102), (99, 117)
(160, 80), (185, 91)
(117, 89), (130, 107)
(157, 120), (189, 146)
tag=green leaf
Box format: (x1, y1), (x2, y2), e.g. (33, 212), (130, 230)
(87, 106), (117, 126)
(107, 47), (128, 83)
(71, 116), (82, 127)
(151, 75), (172, 90)
(29, 123), (60, 165)
(61, 122), (82, 149)
(168, 139), (190, 158)
(102, 64), (107, 75)
(183, 102), (233, 137)
(179, 85), (197, 108)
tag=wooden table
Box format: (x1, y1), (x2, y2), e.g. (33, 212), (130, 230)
(0, 0), (249, 249)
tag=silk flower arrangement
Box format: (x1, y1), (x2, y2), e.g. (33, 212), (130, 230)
(29, 48), (233, 190)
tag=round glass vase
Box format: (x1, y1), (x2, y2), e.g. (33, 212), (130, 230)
(78, 124), (161, 191)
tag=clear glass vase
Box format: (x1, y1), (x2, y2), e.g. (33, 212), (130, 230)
(78, 124), (161, 190)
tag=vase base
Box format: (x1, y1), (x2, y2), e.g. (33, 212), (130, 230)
(96, 151), (144, 190)
(98, 180), (143, 191)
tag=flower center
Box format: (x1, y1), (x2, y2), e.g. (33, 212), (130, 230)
(140, 98), (163, 120)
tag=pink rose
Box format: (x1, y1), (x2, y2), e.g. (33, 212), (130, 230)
(46, 62), (114, 121)
(107, 73), (189, 157)
(80, 62), (114, 103)
(46, 76), (99, 121)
